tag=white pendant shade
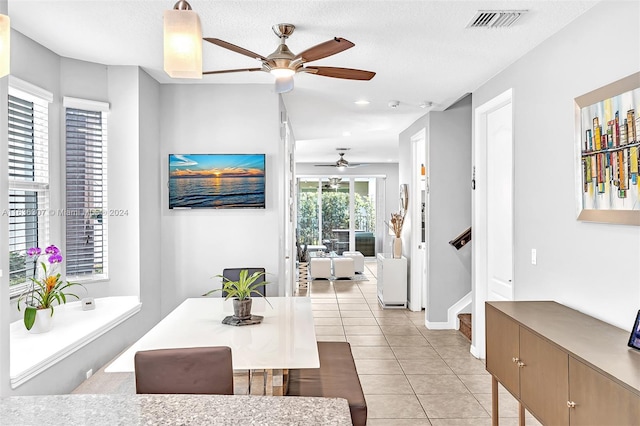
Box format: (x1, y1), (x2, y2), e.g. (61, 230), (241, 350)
(0, 14), (10, 78)
(163, 9), (202, 79)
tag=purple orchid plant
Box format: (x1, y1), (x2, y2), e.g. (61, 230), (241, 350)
(18, 244), (85, 331)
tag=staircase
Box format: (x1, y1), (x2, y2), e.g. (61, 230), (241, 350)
(458, 313), (471, 341)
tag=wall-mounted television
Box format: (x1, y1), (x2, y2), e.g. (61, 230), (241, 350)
(169, 154), (266, 209)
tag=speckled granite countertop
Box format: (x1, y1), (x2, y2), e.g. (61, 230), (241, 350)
(0, 394), (352, 426)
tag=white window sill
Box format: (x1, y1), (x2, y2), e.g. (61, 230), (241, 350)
(9, 296), (141, 389)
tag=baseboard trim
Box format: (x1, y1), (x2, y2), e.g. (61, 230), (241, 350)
(425, 292), (472, 330)
(470, 344), (481, 359)
(424, 320), (451, 330)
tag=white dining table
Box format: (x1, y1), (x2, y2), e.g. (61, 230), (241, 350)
(105, 297), (319, 395)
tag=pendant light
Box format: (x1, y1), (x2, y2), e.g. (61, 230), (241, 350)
(0, 14), (9, 78)
(163, 0), (202, 79)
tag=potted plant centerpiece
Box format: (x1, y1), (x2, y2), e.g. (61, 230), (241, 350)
(203, 269), (270, 320)
(17, 245), (85, 333)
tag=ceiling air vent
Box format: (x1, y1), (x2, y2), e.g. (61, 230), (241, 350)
(467, 10), (527, 28)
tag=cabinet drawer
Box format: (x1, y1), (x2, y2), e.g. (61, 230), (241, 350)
(569, 356), (640, 426)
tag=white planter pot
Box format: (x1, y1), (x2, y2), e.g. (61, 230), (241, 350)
(29, 308), (54, 334)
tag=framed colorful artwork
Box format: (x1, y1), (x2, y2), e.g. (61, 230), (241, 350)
(574, 72), (640, 225)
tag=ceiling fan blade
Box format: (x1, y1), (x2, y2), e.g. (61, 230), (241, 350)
(294, 38), (354, 63)
(203, 68), (263, 75)
(204, 38), (267, 61)
(314, 164), (341, 167)
(306, 66), (376, 80)
(275, 76), (294, 94)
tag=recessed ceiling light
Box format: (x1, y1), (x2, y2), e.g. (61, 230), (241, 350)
(354, 100), (370, 105)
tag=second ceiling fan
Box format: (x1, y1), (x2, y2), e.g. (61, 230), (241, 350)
(315, 152), (367, 169)
(203, 23), (376, 93)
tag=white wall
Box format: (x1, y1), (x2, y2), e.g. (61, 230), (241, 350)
(296, 162), (400, 253)
(159, 84), (282, 316)
(473, 1), (640, 332)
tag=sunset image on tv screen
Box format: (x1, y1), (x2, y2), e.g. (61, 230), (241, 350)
(169, 154), (265, 209)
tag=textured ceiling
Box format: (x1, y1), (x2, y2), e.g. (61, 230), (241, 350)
(8, 0), (597, 164)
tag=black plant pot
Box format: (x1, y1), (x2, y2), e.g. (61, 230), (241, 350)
(233, 298), (252, 320)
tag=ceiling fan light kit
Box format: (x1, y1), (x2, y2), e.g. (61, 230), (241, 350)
(203, 23), (376, 93)
(163, 0), (202, 79)
(0, 13), (9, 78)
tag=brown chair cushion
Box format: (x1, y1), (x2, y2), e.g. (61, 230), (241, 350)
(287, 342), (367, 426)
(134, 346), (234, 395)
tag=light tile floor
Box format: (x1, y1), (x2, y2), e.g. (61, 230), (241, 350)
(296, 260), (542, 426)
(74, 260), (542, 425)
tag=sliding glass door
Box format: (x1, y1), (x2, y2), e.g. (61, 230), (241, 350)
(297, 177), (376, 256)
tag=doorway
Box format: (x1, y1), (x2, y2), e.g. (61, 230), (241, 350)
(297, 176), (377, 256)
(472, 89), (514, 359)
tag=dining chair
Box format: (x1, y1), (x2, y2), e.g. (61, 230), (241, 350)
(134, 346), (234, 395)
(222, 267), (267, 297)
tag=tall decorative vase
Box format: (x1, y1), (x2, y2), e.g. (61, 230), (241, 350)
(29, 308), (54, 334)
(393, 237), (402, 259)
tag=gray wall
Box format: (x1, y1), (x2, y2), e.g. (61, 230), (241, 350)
(0, 0), (9, 399)
(2, 29), (284, 394)
(1, 31), (163, 396)
(472, 1), (640, 332)
(138, 68), (162, 323)
(158, 84), (282, 316)
(427, 97), (472, 322)
(399, 96), (472, 320)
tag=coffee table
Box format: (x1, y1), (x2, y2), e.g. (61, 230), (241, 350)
(105, 297), (319, 395)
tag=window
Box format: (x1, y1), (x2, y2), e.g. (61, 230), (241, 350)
(7, 78), (52, 296)
(64, 97), (109, 281)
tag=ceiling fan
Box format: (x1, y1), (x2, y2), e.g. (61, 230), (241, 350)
(315, 152), (366, 169)
(203, 23), (376, 93)
(323, 177), (343, 189)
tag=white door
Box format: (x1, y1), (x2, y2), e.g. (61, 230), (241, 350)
(472, 89), (514, 359)
(486, 102), (514, 301)
(410, 129), (427, 311)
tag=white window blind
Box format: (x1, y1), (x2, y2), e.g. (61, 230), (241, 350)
(65, 103), (108, 281)
(7, 85), (50, 295)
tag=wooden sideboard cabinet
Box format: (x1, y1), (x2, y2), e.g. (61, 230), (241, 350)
(486, 301), (640, 426)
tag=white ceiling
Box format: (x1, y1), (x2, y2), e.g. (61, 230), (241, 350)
(8, 0), (597, 164)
